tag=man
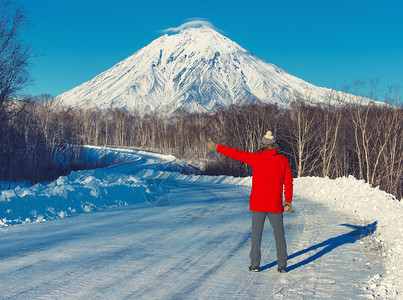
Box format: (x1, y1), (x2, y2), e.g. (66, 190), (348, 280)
(207, 131), (294, 273)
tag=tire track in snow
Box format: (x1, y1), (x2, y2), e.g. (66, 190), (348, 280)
(234, 226), (275, 300)
(97, 182), (250, 299)
(0, 175), (384, 299)
(134, 183), (251, 299)
(173, 230), (252, 299)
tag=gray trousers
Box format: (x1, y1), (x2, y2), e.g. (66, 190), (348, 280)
(250, 211), (288, 268)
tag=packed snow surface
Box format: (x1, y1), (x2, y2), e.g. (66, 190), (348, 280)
(0, 146), (401, 299)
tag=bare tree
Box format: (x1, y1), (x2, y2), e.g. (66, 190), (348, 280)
(0, 0), (32, 104)
(381, 86), (403, 198)
(348, 81), (382, 183)
(284, 97), (321, 177)
(317, 90), (345, 177)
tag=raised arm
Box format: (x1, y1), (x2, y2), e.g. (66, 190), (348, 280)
(216, 144), (256, 166)
(207, 138), (256, 166)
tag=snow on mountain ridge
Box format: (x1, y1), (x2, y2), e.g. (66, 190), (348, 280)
(54, 27), (334, 113)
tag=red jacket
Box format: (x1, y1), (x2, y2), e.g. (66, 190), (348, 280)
(216, 144), (293, 213)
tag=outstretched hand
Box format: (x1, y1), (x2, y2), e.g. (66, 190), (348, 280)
(207, 138), (218, 151)
(284, 202), (295, 213)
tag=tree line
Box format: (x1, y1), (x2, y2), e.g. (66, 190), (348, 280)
(0, 1), (401, 199)
(0, 86), (401, 200)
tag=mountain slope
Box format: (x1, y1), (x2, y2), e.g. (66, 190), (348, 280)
(53, 27), (337, 113)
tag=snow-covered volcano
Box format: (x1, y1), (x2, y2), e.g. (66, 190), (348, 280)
(54, 26), (335, 113)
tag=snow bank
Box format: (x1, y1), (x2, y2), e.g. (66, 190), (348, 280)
(295, 176), (402, 299)
(155, 171), (402, 299)
(0, 147), (401, 298)
(0, 145), (144, 193)
(82, 145), (144, 166)
(0, 171), (146, 226)
(0, 181), (31, 192)
(83, 145), (199, 174)
(0, 146), (199, 227)
(149, 170), (252, 186)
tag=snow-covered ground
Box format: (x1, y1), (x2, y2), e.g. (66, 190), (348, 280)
(0, 146), (401, 299)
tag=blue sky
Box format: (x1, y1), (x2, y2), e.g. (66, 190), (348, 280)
(19, 0), (403, 99)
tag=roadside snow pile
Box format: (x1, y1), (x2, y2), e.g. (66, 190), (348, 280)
(0, 147), (401, 298)
(50, 145), (144, 171)
(160, 171), (402, 299)
(0, 181), (31, 192)
(0, 145), (144, 193)
(82, 145), (144, 166)
(148, 170), (252, 186)
(83, 146), (200, 174)
(295, 176), (402, 300)
(0, 171), (147, 226)
(0, 146), (199, 227)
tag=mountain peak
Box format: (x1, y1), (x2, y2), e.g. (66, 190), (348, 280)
(151, 25), (244, 60)
(54, 25), (334, 113)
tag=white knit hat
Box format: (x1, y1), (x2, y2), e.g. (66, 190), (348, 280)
(261, 130), (276, 145)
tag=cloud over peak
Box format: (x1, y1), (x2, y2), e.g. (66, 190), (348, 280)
(161, 19), (222, 34)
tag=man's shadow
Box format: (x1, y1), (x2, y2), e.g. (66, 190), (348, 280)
(260, 221), (377, 272)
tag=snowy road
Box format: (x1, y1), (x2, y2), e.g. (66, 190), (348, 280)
(0, 163), (383, 299)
